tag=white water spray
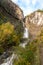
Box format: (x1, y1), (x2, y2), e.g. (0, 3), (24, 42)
(1, 53), (17, 65)
(23, 27), (28, 38)
(20, 27), (29, 48)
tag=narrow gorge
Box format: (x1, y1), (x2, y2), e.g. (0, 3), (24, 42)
(0, 0), (43, 65)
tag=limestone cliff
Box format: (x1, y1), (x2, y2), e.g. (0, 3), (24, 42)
(24, 10), (43, 39)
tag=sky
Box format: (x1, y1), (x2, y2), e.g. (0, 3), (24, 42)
(12, 0), (43, 16)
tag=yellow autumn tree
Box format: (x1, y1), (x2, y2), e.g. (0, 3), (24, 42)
(0, 22), (20, 50)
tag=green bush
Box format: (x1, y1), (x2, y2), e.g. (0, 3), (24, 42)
(14, 58), (30, 65)
(0, 46), (4, 55)
(13, 41), (37, 65)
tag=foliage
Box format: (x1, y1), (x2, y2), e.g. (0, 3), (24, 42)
(15, 20), (24, 40)
(13, 41), (38, 65)
(0, 13), (9, 25)
(0, 46), (4, 55)
(39, 28), (43, 43)
(14, 58), (30, 65)
(34, 28), (43, 44)
(0, 22), (22, 54)
(37, 9), (43, 12)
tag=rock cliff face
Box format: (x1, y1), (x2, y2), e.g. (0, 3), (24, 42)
(0, 0), (24, 20)
(24, 10), (43, 39)
(0, 0), (24, 38)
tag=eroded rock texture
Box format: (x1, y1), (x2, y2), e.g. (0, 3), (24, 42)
(24, 10), (43, 39)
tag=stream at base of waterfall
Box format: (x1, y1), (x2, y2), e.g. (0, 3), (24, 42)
(1, 53), (17, 65)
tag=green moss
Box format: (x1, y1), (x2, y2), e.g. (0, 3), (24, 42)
(0, 13), (9, 24)
(37, 9), (43, 12)
(0, 46), (4, 55)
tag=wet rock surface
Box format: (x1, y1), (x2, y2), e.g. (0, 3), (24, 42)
(0, 50), (12, 64)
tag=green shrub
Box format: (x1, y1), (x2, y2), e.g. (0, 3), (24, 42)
(0, 46), (4, 55)
(13, 58), (31, 65)
(13, 42), (37, 65)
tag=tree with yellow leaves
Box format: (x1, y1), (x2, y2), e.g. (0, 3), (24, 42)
(0, 22), (21, 54)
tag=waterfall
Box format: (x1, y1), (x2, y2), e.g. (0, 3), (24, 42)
(20, 27), (29, 48)
(22, 22), (29, 38)
(23, 27), (29, 38)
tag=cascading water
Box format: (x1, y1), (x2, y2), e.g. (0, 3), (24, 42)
(20, 27), (29, 48)
(23, 27), (29, 38)
(1, 53), (17, 65)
